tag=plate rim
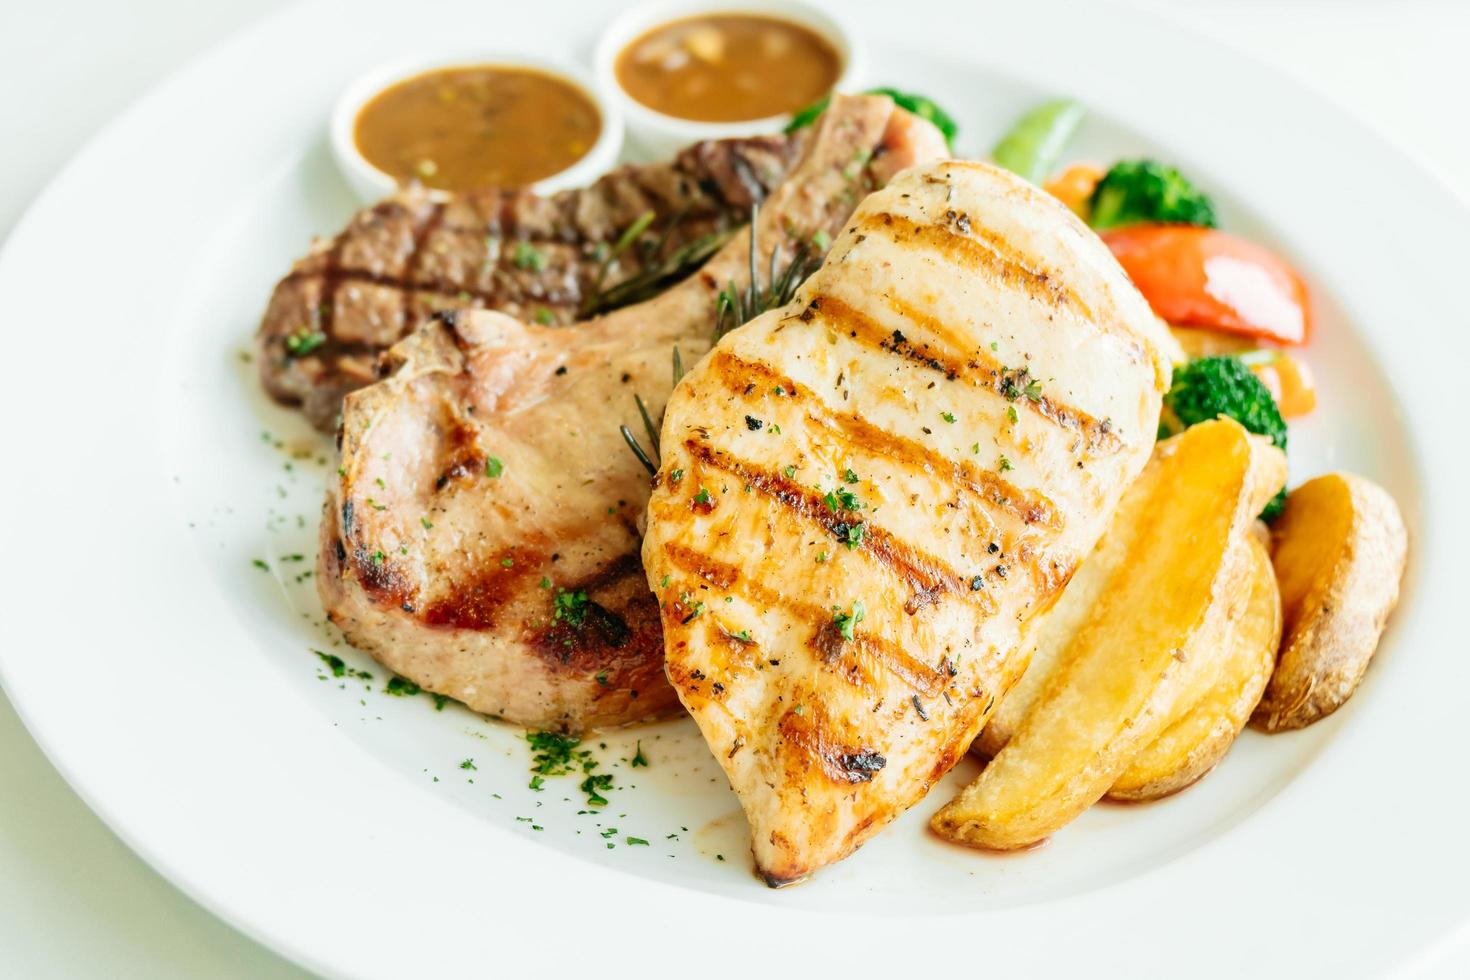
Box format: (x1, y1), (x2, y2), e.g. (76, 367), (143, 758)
(2, 0), (1469, 976)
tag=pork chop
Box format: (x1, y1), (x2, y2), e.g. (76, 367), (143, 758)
(318, 96), (948, 731)
(641, 160), (1176, 883)
(260, 133), (802, 430)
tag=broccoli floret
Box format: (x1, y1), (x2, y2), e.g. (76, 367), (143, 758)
(785, 88), (957, 150)
(1089, 160), (1218, 231)
(1162, 356), (1287, 520)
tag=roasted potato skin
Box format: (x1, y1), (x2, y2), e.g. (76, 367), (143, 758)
(1108, 535), (1280, 801)
(1252, 473), (1407, 731)
(933, 420), (1285, 850)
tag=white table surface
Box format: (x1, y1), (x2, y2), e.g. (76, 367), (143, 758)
(2, 1), (1466, 976)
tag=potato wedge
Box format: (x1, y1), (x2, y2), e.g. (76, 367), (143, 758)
(1108, 534), (1281, 800)
(976, 435), (1282, 758)
(974, 456), (1155, 757)
(1252, 472), (1408, 731)
(933, 419), (1286, 849)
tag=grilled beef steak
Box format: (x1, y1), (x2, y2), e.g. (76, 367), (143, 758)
(259, 134), (803, 430)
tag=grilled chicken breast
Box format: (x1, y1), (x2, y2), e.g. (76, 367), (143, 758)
(260, 134), (802, 430)
(318, 97), (947, 731)
(641, 161), (1176, 883)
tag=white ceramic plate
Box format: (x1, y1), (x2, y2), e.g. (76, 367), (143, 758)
(2, 1), (1467, 977)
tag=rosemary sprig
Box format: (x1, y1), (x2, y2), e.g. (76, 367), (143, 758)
(713, 205), (819, 342)
(619, 346), (687, 477)
(634, 393), (660, 455)
(619, 201), (822, 477)
(620, 425), (658, 476)
(586, 210), (654, 309)
(580, 210), (736, 319)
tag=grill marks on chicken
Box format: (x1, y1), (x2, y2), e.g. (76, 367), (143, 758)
(642, 161), (1176, 884)
(701, 349), (1062, 529)
(317, 96), (947, 732)
(259, 134), (803, 429)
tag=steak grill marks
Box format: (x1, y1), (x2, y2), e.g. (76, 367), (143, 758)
(260, 132), (804, 428)
(399, 202), (449, 330)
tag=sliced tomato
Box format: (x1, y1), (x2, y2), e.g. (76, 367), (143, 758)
(1102, 225), (1310, 345)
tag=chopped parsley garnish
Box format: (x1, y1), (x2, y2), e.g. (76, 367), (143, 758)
(669, 468), (684, 485)
(816, 551), (829, 563)
(659, 574), (671, 588)
(313, 649), (371, 682)
(370, 550), (385, 567)
(843, 523), (865, 550)
(1006, 405), (1019, 424)
(833, 600), (866, 641)
(843, 468), (860, 484)
(626, 837), (649, 846)
(940, 411), (957, 424)
(284, 328), (327, 358)
(420, 516), (434, 529)
(811, 229), (832, 251)
(1024, 379), (1044, 402)
(459, 758), (477, 770)
(432, 694), (449, 711)
(581, 772), (613, 806)
(539, 576), (552, 589)
(528, 731), (582, 775)
(554, 588), (590, 627)
(681, 600), (706, 624)
(485, 456), (504, 478)
(252, 558), (270, 572)
(783, 465), (797, 478)
(823, 486), (863, 512)
(385, 676), (420, 696)
(524, 733), (615, 807)
(500, 557), (514, 568)
(693, 487), (712, 506)
(630, 741), (649, 767)
(513, 242), (547, 271)
(595, 670), (609, 687)
(998, 455), (1013, 472)
(529, 775), (545, 791)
